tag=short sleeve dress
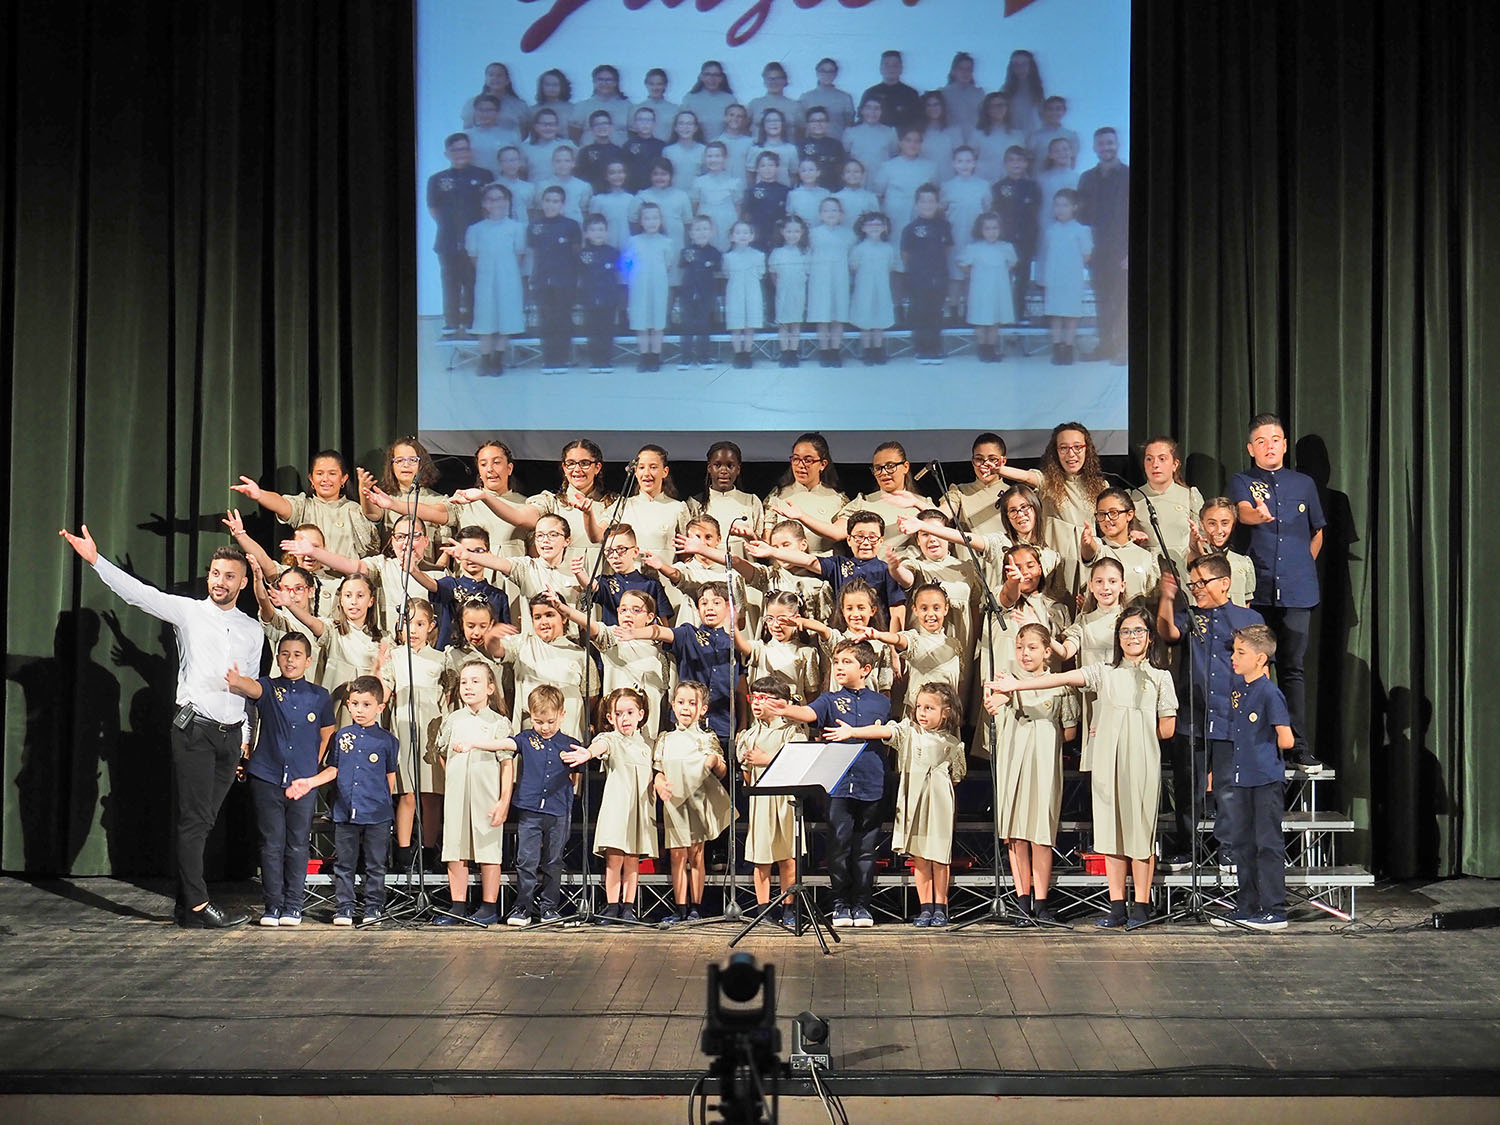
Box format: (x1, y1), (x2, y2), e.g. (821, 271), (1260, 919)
(653, 727), (734, 849)
(591, 729), (659, 857)
(592, 628), (675, 738)
(994, 675), (1078, 846)
(437, 707), (514, 863)
(498, 632), (589, 740)
(737, 719), (804, 864)
(888, 722), (968, 864)
(746, 637), (822, 705)
(723, 246), (767, 330)
(768, 246), (810, 325)
(848, 238), (897, 330)
(1060, 606), (1122, 767)
(1080, 661), (1178, 861)
(379, 643), (447, 795)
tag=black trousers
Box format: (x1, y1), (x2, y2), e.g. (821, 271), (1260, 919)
(1227, 780), (1286, 914)
(169, 717), (241, 908)
(679, 299), (714, 364)
(908, 284), (945, 357)
(1091, 254), (1127, 359)
(1258, 606), (1311, 753)
(1170, 736), (1236, 855)
(826, 796), (882, 909)
(515, 807), (571, 915)
(437, 249), (475, 329)
(333, 820), (391, 916)
(537, 287), (575, 367)
(250, 776), (317, 915)
(584, 305), (616, 367)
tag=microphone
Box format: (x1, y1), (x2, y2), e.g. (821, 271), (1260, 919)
(912, 459), (942, 484)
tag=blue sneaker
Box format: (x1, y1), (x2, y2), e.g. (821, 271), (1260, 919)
(259, 910), (281, 928)
(431, 909), (464, 926)
(831, 904), (853, 929)
(505, 912), (531, 928)
(469, 907), (500, 927)
(912, 908), (933, 927)
(852, 907), (875, 928)
(929, 907), (949, 928)
(278, 911), (302, 927)
(662, 910), (684, 926)
(1209, 907), (1254, 929)
(686, 907), (702, 921)
(778, 908), (798, 931)
(1242, 910), (1288, 932)
(539, 909), (563, 924)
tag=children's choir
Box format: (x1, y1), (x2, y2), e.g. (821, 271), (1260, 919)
(208, 413), (1314, 934)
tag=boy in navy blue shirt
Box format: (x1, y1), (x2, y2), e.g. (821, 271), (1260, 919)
(427, 133), (493, 338)
(528, 186), (583, 374)
(901, 182), (954, 363)
(1228, 413), (1325, 772)
(573, 522), (673, 626)
(746, 153), (790, 252)
(798, 107), (846, 189)
(578, 110), (627, 192)
(748, 510), (907, 629)
(624, 582), (737, 745)
(578, 214), (623, 373)
(769, 640), (891, 929)
(413, 524), (510, 650)
(480, 685), (585, 926)
(289, 675), (397, 925)
(1212, 625), (1294, 931)
(992, 146), (1041, 320)
(226, 632), (337, 926)
(623, 107), (667, 191)
(678, 217), (722, 369)
(1156, 552), (1264, 870)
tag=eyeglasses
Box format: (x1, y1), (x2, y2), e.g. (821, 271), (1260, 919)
(973, 455), (1005, 466)
(872, 460), (907, 474)
(1119, 627), (1150, 638)
(534, 530), (566, 540)
(603, 545), (634, 556)
(563, 459), (598, 470)
(1095, 509), (1130, 521)
(790, 455), (825, 467)
(1186, 576), (1229, 590)
(1057, 443), (1087, 454)
(392, 455), (421, 465)
(848, 532), (881, 544)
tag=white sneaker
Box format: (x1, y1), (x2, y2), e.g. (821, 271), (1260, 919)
(332, 914), (353, 927)
(278, 913), (302, 927)
(259, 912), (281, 927)
(506, 912), (531, 928)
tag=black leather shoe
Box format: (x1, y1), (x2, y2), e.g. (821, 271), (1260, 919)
(183, 902), (250, 929)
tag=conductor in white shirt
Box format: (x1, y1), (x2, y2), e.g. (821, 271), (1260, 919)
(61, 524), (265, 928)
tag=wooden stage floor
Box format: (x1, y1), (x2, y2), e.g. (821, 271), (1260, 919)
(2, 877), (1499, 1099)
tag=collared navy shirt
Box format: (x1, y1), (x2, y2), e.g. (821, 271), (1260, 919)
(328, 724), (396, 824)
(1228, 465), (1325, 608)
(815, 555), (907, 613)
(622, 136), (665, 191)
(249, 676), (335, 788)
(900, 217), (954, 285)
(669, 624), (736, 740)
(809, 687), (891, 800)
(993, 176), (1041, 257)
(528, 215), (583, 288)
(426, 166), (493, 252)
(679, 243), (723, 308)
(746, 181), (790, 252)
(578, 244), (623, 309)
(1173, 602), (1264, 739)
(511, 727), (582, 816)
(578, 140), (627, 192)
(594, 569), (673, 626)
(434, 574), (510, 650)
(1227, 674), (1292, 787)
(798, 135), (847, 189)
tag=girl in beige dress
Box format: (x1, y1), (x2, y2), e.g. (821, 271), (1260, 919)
(763, 433), (849, 555)
(796, 579), (898, 695)
(1080, 487), (1161, 603)
(733, 590), (822, 704)
(550, 590), (675, 738)
(994, 423), (1108, 600)
(989, 623), (1079, 923)
(1054, 557), (1126, 765)
(736, 677), (806, 928)
(437, 661), (514, 925)
(274, 572), (381, 717)
(490, 599), (591, 739)
(988, 606), (1178, 930)
(281, 515), (436, 635)
(825, 681), (967, 926)
(562, 687), (657, 922)
(376, 599), (448, 866)
(443, 512), (585, 635)
(652, 682), (732, 922)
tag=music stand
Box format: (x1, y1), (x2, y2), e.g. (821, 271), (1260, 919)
(729, 740), (867, 954)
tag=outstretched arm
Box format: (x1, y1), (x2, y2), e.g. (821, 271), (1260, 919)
(279, 535), (366, 578)
(766, 496), (846, 544)
(441, 542), (518, 578)
(453, 487), (542, 531)
(986, 669), (1088, 693)
(366, 483), (451, 527)
(229, 476), (295, 522)
(61, 526), (189, 627)
(822, 720), (895, 741)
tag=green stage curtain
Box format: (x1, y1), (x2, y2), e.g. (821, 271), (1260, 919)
(4, 1), (1495, 879)
(1135, 1), (1499, 876)
(2, 1), (414, 875)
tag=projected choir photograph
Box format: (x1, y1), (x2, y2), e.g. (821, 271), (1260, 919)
(415, 0), (1131, 461)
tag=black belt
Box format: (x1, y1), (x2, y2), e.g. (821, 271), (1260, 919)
(191, 715), (239, 733)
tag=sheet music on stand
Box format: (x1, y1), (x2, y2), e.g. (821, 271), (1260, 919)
(751, 740), (865, 795)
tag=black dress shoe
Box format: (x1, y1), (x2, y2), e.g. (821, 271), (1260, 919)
(183, 902), (250, 929)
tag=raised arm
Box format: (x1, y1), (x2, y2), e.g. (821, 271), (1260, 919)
(270, 584), (329, 638)
(222, 509), (283, 581)
(883, 546), (917, 590)
(440, 542), (519, 578)
(1156, 571), (1183, 642)
(366, 483), (451, 527)
(895, 514), (991, 554)
(822, 720), (896, 741)
(279, 534), (366, 578)
(224, 663), (263, 700)
(569, 492), (610, 543)
(543, 590), (606, 641)
(61, 526), (189, 627)
(229, 476), (294, 522)
(767, 496), (846, 544)
(744, 538), (820, 575)
(452, 487), (543, 531)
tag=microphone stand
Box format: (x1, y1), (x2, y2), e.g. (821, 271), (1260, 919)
(914, 461), (1054, 933)
(546, 462), (641, 928)
(1120, 480), (1246, 931)
(683, 515), (748, 929)
(383, 464), (482, 927)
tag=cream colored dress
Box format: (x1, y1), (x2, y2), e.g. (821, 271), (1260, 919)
(591, 629), (675, 738)
(905, 556), (977, 700)
(506, 555), (585, 634)
(285, 493), (378, 560)
(746, 638), (821, 705)
(888, 723), (967, 864)
(1080, 662), (1178, 861)
(942, 479), (1010, 541)
(437, 707), (513, 863)
(821, 628), (896, 694)
(1061, 607), (1121, 767)
(897, 626), (964, 697)
(524, 488), (612, 568)
(1133, 481), (1204, 579)
(834, 490), (921, 554)
(497, 632), (590, 740)
(364, 555), (439, 636)
(1026, 471), (1101, 599)
(1226, 550), (1256, 608)
(972, 590), (1069, 758)
(743, 562), (832, 625)
(764, 482), (849, 555)
(315, 624), (379, 706)
(380, 644), (447, 795)
(1088, 539), (1162, 603)
(653, 728), (734, 849)
(994, 675), (1078, 846)
(591, 730), (658, 857)
(737, 719), (803, 865)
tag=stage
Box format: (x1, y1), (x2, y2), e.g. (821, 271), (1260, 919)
(3, 876), (1498, 1111)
